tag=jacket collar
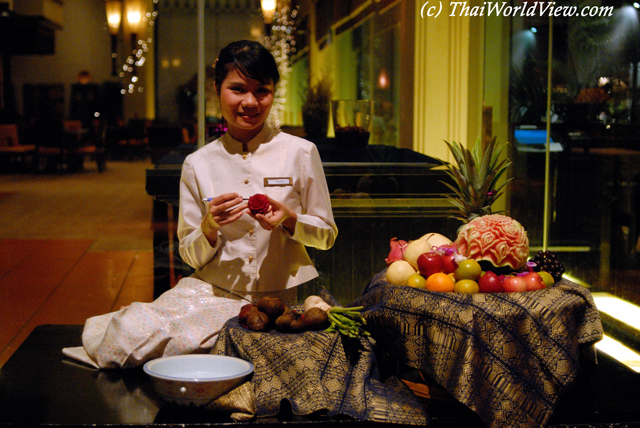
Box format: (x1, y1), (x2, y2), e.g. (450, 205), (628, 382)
(221, 124), (274, 154)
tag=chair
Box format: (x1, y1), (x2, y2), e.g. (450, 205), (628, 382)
(0, 124), (20, 147)
(33, 118), (71, 172)
(118, 118), (149, 159)
(104, 120), (128, 157)
(70, 118), (107, 172)
(62, 119), (83, 133)
(92, 118), (108, 172)
(0, 124), (36, 171)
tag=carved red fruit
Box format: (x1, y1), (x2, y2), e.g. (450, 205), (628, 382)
(248, 194), (271, 215)
(455, 214), (529, 271)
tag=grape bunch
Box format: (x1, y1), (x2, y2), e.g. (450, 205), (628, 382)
(529, 250), (565, 282)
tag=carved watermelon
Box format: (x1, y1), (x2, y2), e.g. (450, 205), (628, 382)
(455, 214), (529, 272)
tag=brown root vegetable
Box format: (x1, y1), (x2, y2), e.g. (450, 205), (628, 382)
(246, 310), (270, 332)
(275, 312), (297, 332)
(256, 296), (286, 322)
(289, 315), (306, 333)
(238, 303), (259, 325)
(275, 310), (307, 333)
(303, 307), (329, 330)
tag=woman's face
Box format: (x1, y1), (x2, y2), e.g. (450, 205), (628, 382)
(219, 67), (275, 143)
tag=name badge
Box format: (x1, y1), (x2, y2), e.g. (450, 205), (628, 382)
(264, 177), (293, 187)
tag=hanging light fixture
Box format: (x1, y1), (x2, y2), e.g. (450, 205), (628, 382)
(105, 0), (122, 76)
(261, 0), (276, 24)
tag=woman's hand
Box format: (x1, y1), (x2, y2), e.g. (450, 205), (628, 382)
(202, 193), (246, 245)
(249, 195), (297, 234)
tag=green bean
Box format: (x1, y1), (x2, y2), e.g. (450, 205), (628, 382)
(325, 306), (369, 338)
(342, 312), (366, 324)
(330, 306), (364, 313)
(328, 313), (349, 329)
(334, 314), (357, 328)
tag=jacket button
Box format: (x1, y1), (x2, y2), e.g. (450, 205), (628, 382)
(248, 256), (254, 262)
(244, 179), (249, 185)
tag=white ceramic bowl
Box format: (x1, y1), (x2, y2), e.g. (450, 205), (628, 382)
(143, 354), (254, 407)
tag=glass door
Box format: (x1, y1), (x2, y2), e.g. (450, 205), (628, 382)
(499, 1), (640, 357)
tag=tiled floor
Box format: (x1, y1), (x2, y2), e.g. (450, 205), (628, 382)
(0, 160), (155, 367)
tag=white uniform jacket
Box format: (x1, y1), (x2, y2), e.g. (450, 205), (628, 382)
(177, 125), (338, 295)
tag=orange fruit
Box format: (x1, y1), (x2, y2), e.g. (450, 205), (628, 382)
(425, 272), (455, 292)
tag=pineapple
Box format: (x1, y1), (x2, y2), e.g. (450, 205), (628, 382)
(440, 137), (530, 272)
(440, 136), (512, 223)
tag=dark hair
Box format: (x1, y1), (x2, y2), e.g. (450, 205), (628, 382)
(214, 40), (280, 93)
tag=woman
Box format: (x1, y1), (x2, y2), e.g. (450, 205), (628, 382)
(63, 42), (337, 367)
(177, 40), (338, 304)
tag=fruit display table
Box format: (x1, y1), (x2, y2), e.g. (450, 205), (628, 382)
(209, 315), (426, 424)
(353, 271), (606, 428)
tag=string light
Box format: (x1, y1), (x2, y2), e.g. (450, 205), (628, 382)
(263, 0), (298, 129)
(119, 0), (158, 95)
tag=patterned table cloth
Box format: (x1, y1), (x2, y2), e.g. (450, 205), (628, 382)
(352, 270), (604, 428)
(210, 304), (427, 425)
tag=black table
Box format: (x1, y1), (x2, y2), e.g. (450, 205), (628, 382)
(1, 325), (640, 427)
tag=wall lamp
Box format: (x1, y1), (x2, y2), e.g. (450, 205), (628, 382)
(126, 0), (145, 74)
(261, 0), (276, 24)
(106, 0), (146, 75)
(105, 0), (122, 76)
(105, 0), (156, 93)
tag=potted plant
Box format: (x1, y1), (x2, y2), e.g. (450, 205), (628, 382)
(301, 75), (332, 139)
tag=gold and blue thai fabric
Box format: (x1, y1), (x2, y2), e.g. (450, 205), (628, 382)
(210, 297), (427, 425)
(352, 270), (603, 428)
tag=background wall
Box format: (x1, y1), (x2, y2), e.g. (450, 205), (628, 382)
(155, 9), (263, 124)
(11, 0), (115, 120)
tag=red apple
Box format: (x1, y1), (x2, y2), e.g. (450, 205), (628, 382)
(478, 271), (504, 293)
(503, 275), (527, 292)
(523, 272), (546, 291)
(442, 253), (458, 274)
(417, 252), (444, 278)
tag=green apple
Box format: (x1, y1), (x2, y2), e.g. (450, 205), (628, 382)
(406, 273), (426, 289)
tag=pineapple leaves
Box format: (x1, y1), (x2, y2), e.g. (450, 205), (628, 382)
(439, 137), (512, 222)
